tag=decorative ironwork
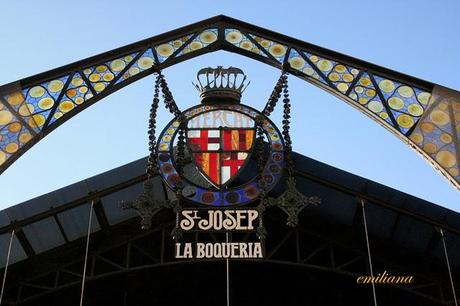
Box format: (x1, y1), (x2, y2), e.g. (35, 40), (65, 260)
(193, 66), (249, 103)
(120, 180), (177, 229)
(0, 15), (458, 192)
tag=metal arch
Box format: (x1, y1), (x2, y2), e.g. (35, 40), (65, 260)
(0, 15), (457, 191)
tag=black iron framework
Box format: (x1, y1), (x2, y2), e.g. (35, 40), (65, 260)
(0, 202), (456, 305)
(1, 15), (457, 191)
(0, 153), (459, 304)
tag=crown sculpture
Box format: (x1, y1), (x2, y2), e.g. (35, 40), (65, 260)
(193, 66), (250, 103)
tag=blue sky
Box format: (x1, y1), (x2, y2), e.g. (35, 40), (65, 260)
(0, 0), (459, 211)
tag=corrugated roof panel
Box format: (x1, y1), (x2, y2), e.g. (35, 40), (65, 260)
(392, 215), (434, 251)
(22, 217), (66, 253)
(57, 204), (100, 241)
(365, 201), (399, 239)
(102, 183), (142, 226)
(0, 233), (27, 267)
(296, 176), (357, 226)
(85, 158), (146, 191)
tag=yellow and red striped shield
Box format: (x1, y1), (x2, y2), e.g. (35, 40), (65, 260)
(187, 128), (255, 187)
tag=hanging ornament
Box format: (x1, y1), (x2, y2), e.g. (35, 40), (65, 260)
(123, 66), (320, 235)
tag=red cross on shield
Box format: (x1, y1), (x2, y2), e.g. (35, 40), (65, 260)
(186, 128), (255, 187)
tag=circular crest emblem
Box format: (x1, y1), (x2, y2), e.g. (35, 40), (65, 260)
(157, 103), (284, 206)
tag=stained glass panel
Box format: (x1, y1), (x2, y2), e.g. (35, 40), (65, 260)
(225, 29), (267, 58)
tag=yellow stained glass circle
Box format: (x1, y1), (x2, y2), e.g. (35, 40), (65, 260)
(0, 111), (13, 125)
(449, 168), (459, 177)
(359, 77), (371, 87)
(423, 143), (437, 154)
(159, 143), (169, 151)
(343, 74), (353, 82)
(138, 57), (153, 69)
(29, 114), (46, 128)
(379, 80), (395, 93)
(226, 31), (243, 44)
(270, 134), (280, 141)
(260, 40), (271, 48)
(436, 150), (456, 168)
(96, 65), (107, 73)
(59, 101), (75, 113)
(421, 122), (434, 133)
(103, 73), (115, 82)
(359, 97), (368, 105)
(368, 101), (384, 113)
(19, 132), (32, 143)
(75, 97), (84, 105)
(54, 112), (63, 119)
(453, 102), (460, 111)
(0, 151), (5, 164)
(71, 77), (84, 87)
(83, 68), (92, 75)
(388, 97), (404, 110)
(309, 55), (318, 62)
(129, 67), (140, 76)
(79, 87), (88, 94)
(365, 89), (376, 97)
(19, 104), (34, 116)
(455, 112), (460, 121)
(397, 86), (414, 98)
(167, 128), (175, 134)
(317, 60), (332, 72)
(328, 73), (340, 82)
(409, 133), (423, 144)
(351, 68), (359, 75)
(29, 86), (45, 98)
(334, 65), (346, 73)
(289, 57), (305, 69)
(190, 41), (203, 50)
(94, 83), (106, 92)
(269, 44), (286, 58)
(67, 89), (77, 98)
(449, 168), (459, 176)
(355, 86), (364, 94)
(110, 59), (126, 72)
(8, 122), (21, 133)
(302, 67), (314, 76)
(407, 104), (424, 116)
(440, 133), (453, 144)
(47, 80), (64, 93)
(89, 74), (101, 82)
(417, 92), (431, 105)
(379, 112), (389, 119)
(439, 102), (448, 111)
(430, 110), (450, 126)
(397, 114), (414, 128)
(6, 143), (18, 153)
(240, 41), (253, 50)
(157, 44), (174, 57)
(173, 40), (182, 48)
(172, 121), (180, 127)
(337, 83), (348, 93)
(349, 93), (358, 100)
(200, 31), (217, 44)
(7, 92), (24, 106)
(162, 135), (172, 142)
(38, 97), (54, 110)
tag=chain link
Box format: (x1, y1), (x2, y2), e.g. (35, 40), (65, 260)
(146, 74), (161, 177)
(262, 72), (287, 117)
(158, 72), (181, 117)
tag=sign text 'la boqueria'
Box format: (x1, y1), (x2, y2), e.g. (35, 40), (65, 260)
(175, 209), (263, 259)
